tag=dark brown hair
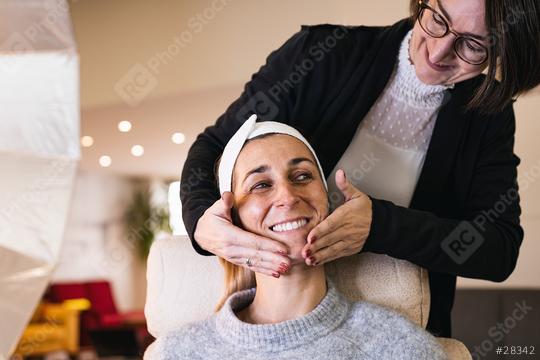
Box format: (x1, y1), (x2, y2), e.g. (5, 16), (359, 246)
(409, 0), (540, 114)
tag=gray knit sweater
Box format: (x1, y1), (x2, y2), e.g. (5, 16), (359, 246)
(145, 281), (447, 360)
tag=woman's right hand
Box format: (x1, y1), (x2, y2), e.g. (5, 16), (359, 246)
(194, 192), (292, 278)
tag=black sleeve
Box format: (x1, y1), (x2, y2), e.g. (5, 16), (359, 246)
(363, 104), (523, 282)
(180, 28), (312, 256)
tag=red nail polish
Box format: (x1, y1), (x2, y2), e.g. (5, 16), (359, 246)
(309, 256), (316, 264)
(310, 236), (317, 244)
(276, 250), (288, 256)
(272, 272), (280, 278)
(305, 249), (312, 257)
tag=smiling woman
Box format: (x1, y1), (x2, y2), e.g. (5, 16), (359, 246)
(146, 117), (448, 359)
(409, 0), (540, 112)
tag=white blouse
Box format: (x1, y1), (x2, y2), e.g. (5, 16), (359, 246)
(327, 29), (453, 209)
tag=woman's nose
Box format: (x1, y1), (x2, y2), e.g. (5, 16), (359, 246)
(428, 35), (456, 64)
(273, 183), (300, 208)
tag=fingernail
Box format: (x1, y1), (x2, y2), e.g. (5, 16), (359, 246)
(272, 272), (280, 278)
(276, 250), (288, 256)
(308, 256), (316, 264)
(309, 236), (316, 244)
(305, 249), (312, 257)
(314, 261), (320, 266)
(280, 262), (289, 270)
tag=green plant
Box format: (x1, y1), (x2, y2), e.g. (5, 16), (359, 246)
(124, 185), (171, 260)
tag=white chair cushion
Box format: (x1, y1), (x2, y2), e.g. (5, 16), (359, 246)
(326, 253), (431, 328)
(144, 235), (223, 338)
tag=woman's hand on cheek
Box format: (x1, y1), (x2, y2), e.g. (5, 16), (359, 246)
(301, 170), (372, 266)
(195, 191), (292, 278)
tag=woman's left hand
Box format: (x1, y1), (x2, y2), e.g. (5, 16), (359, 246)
(302, 169), (372, 266)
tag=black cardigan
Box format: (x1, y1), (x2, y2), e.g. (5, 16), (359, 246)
(180, 18), (523, 337)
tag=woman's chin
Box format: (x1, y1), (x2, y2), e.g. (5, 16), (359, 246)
(264, 230), (310, 255)
(415, 60), (455, 86)
(267, 231), (309, 245)
(416, 66), (443, 85)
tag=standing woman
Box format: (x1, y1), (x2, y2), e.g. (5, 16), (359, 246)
(181, 0), (540, 337)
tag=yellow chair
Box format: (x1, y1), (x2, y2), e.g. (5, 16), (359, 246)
(14, 298), (91, 357)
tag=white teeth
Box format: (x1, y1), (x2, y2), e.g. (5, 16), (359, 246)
(271, 219), (307, 232)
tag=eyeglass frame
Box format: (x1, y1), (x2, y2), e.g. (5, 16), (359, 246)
(416, 0), (489, 65)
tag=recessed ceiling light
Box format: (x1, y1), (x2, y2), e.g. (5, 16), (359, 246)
(99, 155), (112, 167)
(81, 135), (94, 147)
(131, 145), (144, 157)
(118, 120), (132, 132)
(172, 132), (185, 144)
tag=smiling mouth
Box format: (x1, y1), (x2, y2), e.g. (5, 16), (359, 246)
(270, 218), (309, 233)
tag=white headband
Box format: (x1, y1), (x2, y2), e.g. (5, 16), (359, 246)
(218, 114), (327, 194)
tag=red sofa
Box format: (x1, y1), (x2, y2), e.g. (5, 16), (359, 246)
(46, 280), (148, 347)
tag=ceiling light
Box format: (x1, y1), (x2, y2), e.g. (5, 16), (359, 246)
(81, 135), (94, 147)
(172, 132), (185, 144)
(99, 155), (112, 167)
(118, 120), (132, 132)
(131, 145), (144, 157)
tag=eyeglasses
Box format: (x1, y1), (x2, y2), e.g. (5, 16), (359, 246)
(416, 0), (489, 65)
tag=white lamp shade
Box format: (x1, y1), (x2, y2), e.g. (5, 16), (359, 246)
(0, 0), (79, 356)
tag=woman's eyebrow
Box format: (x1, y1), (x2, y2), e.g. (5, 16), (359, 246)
(438, 0), (487, 41)
(288, 157), (315, 166)
(242, 165), (268, 184)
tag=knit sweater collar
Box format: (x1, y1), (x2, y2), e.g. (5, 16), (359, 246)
(387, 29), (454, 108)
(215, 279), (350, 352)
